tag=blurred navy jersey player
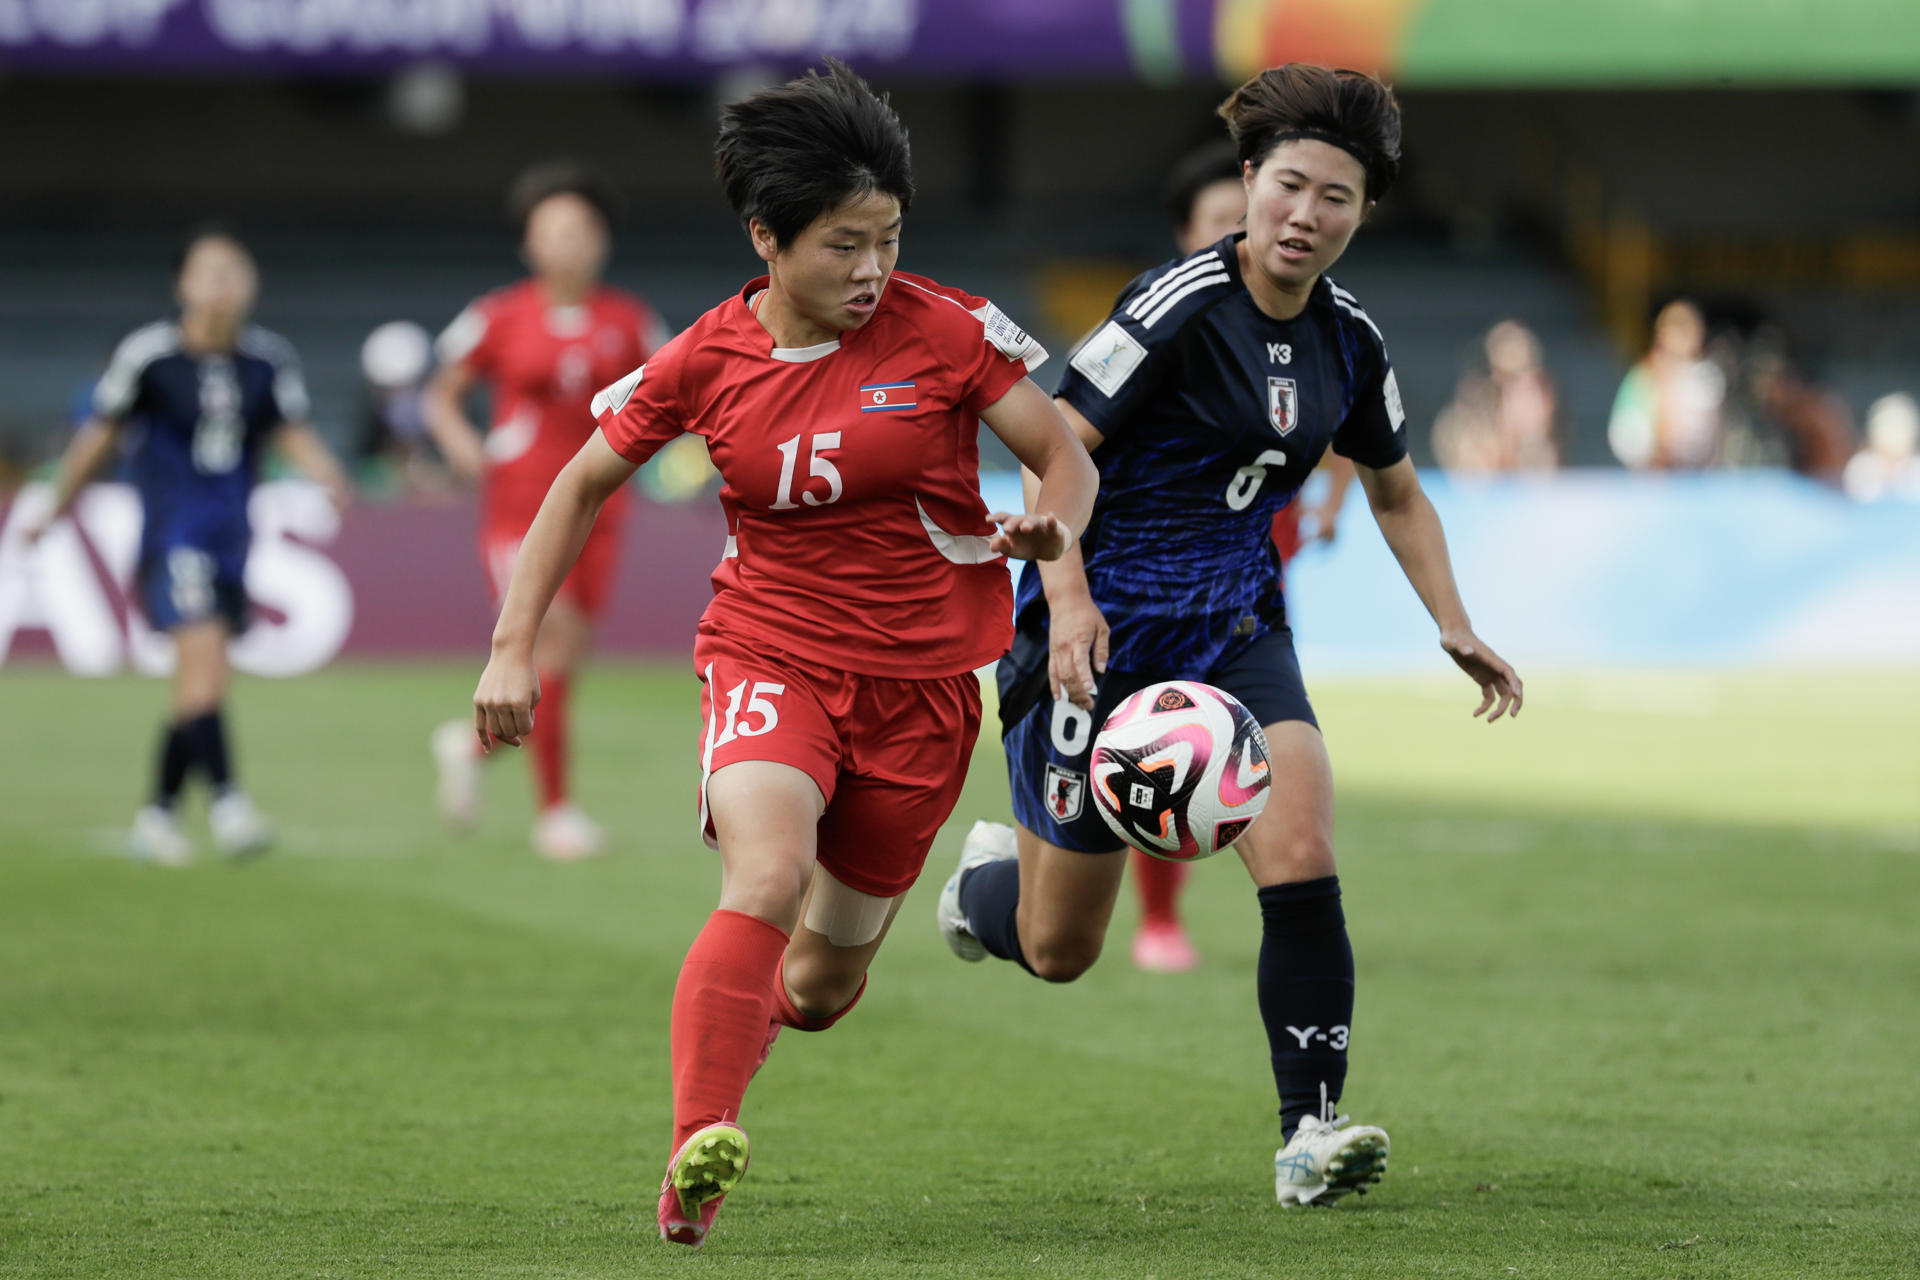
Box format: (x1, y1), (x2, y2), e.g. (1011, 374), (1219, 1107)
(938, 65), (1523, 1208)
(27, 228), (350, 865)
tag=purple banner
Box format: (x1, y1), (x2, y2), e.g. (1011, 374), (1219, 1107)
(0, 0), (1193, 78)
(0, 483), (732, 673)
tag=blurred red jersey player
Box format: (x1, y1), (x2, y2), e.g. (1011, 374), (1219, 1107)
(425, 164), (670, 860)
(471, 62), (1096, 1249)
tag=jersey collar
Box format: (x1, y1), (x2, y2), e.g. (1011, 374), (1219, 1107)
(736, 277), (848, 364)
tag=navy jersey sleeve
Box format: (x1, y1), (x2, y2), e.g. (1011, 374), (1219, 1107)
(241, 328), (311, 424)
(93, 322), (174, 421)
(1052, 268), (1182, 437)
(1326, 285), (1409, 469)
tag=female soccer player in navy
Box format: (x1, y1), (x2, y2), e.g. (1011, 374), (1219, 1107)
(470, 62), (1096, 1248)
(29, 229), (351, 864)
(939, 65), (1523, 1207)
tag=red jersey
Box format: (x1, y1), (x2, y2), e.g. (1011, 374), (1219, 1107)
(592, 271), (1047, 679)
(437, 279), (669, 524)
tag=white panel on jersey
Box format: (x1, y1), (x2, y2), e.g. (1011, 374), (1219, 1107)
(435, 305), (489, 366)
(974, 302), (1049, 371)
(1125, 252), (1220, 321)
(590, 365), (645, 418)
(1140, 271), (1231, 329)
(1384, 368), (1406, 430)
(916, 498), (999, 565)
(1069, 321), (1148, 398)
(94, 322), (179, 419)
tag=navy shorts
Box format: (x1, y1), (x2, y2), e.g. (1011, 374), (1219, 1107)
(138, 544), (250, 635)
(1000, 622), (1316, 853)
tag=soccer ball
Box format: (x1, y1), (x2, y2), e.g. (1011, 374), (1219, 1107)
(1090, 681), (1271, 861)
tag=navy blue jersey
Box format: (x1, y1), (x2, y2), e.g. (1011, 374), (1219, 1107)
(94, 321), (308, 575)
(1028, 233), (1407, 673)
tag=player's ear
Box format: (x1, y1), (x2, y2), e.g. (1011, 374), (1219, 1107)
(1360, 199), (1377, 223)
(747, 218), (780, 265)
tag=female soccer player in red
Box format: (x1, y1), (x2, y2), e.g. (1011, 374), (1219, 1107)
(471, 62), (1097, 1249)
(426, 165), (671, 859)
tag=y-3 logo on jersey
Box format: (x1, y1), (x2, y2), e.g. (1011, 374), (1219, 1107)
(1267, 342), (1293, 365)
(1268, 377), (1299, 437)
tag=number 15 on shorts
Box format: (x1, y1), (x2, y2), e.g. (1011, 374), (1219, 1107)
(713, 679), (785, 748)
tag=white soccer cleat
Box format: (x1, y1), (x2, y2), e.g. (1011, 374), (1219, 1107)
(937, 819), (1017, 962)
(209, 791), (273, 858)
(1274, 1113), (1390, 1206)
(533, 803), (605, 862)
(128, 805), (192, 867)
(431, 719), (481, 827)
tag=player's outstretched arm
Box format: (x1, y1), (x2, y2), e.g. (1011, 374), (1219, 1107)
(981, 378), (1097, 563)
(22, 417), (123, 543)
(273, 421), (354, 511)
(1357, 456), (1523, 722)
(421, 360), (488, 484)
(998, 393), (1108, 711)
(473, 430), (637, 749)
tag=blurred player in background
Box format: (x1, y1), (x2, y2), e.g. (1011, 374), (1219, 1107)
(1127, 140), (1357, 974)
(940, 65), (1521, 1207)
(26, 228), (351, 863)
(471, 61), (1096, 1248)
(425, 164), (672, 860)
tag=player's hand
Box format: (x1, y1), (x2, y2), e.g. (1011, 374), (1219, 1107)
(1309, 501), (1340, 545)
(1048, 592), (1110, 711)
(1440, 628), (1522, 723)
(473, 657), (541, 751)
(986, 511), (1071, 562)
(445, 434), (487, 486)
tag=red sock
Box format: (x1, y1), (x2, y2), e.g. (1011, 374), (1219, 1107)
(669, 909), (789, 1154)
(1133, 849), (1188, 929)
(529, 671), (570, 810)
(770, 957), (867, 1032)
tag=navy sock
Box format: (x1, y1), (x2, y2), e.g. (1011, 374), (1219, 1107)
(178, 710), (233, 795)
(957, 858), (1034, 975)
(154, 722), (193, 809)
(1257, 876), (1355, 1139)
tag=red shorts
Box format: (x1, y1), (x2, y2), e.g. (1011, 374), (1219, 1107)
(481, 510), (624, 617)
(693, 633), (984, 898)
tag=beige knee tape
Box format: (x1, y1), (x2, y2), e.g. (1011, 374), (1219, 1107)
(804, 871), (896, 947)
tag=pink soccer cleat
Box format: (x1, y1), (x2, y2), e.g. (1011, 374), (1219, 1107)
(657, 1121), (750, 1249)
(1132, 920), (1200, 973)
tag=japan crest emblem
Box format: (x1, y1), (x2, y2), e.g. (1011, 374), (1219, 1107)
(1044, 764), (1086, 822)
(1267, 377), (1298, 436)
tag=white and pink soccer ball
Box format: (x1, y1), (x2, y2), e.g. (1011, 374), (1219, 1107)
(1089, 680), (1271, 862)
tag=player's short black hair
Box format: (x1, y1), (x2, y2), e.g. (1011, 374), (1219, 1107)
(714, 58), (914, 249)
(1164, 139), (1243, 229)
(507, 162), (618, 235)
(174, 221), (250, 275)
(1217, 64), (1401, 202)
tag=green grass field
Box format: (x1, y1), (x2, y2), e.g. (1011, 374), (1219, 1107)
(3, 662), (1916, 1279)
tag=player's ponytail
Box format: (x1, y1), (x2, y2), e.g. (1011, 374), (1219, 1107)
(1217, 64), (1401, 202)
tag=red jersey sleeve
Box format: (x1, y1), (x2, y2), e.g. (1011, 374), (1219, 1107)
(590, 336), (688, 466)
(435, 293), (503, 376)
(956, 296), (1049, 415)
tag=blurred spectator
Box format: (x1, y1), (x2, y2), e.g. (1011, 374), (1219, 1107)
(1608, 299), (1725, 470)
(1165, 139), (1246, 255)
(1432, 320), (1560, 473)
(1743, 335), (1856, 487)
(1843, 392), (1920, 503)
(355, 320), (451, 496)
